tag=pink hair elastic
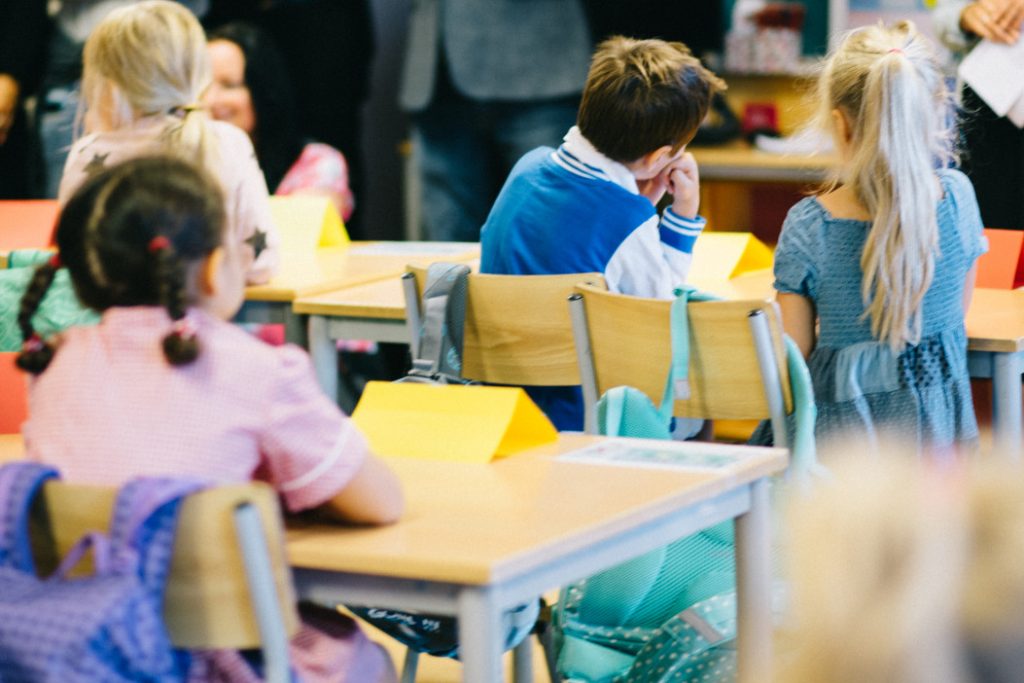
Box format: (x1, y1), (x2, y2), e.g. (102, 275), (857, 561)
(888, 48), (904, 55)
(171, 317), (197, 341)
(148, 235), (171, 253)
(22, 333), (44, 353)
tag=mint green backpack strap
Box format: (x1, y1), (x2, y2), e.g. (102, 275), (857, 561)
(782, 335), (822, 489)
(620, 592), (737, 683)
(663, 286), (721, 412)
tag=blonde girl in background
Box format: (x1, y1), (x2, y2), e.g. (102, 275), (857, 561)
(772, 22), (986, 453)
(781, 451), (1024, 682)
(59, 0), (279, 285)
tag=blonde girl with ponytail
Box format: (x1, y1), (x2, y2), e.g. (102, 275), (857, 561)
(59, 0), (279, 285)
(772, 21), (987, 453)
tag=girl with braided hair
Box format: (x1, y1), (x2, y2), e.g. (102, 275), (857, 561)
(18, 155), (402, 683)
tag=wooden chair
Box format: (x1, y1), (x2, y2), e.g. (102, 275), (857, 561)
(568, 282), (793, 444)
(399, 267), (606, 683)
(28, 481), (299, 683)
(403, 267), (606, 388)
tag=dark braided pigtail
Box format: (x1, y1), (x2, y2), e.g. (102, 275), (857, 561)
(15, 255), (62, 374)
(148, 236), (200, 366)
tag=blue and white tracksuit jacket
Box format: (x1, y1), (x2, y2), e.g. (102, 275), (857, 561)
(480, 126), (705, 430)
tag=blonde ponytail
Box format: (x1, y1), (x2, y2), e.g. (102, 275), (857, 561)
(81, 1), (217, 169)
(819, 22), (953, 350)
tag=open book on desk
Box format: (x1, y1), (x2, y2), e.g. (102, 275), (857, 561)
(557, 437), (777, 472)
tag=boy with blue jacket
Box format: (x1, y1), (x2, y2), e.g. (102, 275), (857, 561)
(480, 36), (725, 430)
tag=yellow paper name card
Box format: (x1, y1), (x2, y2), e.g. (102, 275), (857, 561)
(268, 195), (349, 253)
(689, 232), (773, 281)
(352, 382), (558, 463)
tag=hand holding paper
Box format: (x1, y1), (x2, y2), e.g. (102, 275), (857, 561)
(959, 28), (1024, 127)
(961, 0), (1024, 44)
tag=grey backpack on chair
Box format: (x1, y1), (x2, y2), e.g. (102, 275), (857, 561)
(401, 262), (474, 385)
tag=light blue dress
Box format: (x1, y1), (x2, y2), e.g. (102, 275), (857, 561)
(774, 168), (988, 450)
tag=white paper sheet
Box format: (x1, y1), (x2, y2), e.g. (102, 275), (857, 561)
(959, 38), (1024, 122)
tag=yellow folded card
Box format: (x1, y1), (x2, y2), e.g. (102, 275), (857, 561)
(268, 195), (349, 252)
(352, 382), (558, 463)
(689, 231), (773, 280)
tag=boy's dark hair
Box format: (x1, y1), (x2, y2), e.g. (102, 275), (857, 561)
(17, 155), (226, 374)
(208, 22), (303, 191)
(577, 36), (726, 163)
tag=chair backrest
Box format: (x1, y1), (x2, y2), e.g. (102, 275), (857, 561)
(0, 353), (27, 434)
(570, 282), (792, 422)
(404, 267), (607, 386)
(27, 481), (300, 650)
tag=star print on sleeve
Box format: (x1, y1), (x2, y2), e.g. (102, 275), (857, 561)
(83, 152), (110, 177)
(246, 228), (268, 260)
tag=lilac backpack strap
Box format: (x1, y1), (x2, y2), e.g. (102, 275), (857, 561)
(0, 462), (59, 574)
(108, 476), (207, 596)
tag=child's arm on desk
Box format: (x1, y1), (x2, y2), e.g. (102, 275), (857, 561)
(320, 453), (404, 525)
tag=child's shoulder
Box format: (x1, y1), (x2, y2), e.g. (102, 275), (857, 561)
(209, 120), (258, 162)
(937, 167), (975, 201)
(784, 194), (831, 227)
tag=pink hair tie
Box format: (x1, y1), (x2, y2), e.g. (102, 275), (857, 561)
(148, 235), (171, 253)
(22, 333), (44, 353)
(888, 48), (904, 55)
(171, 317), (197, 341)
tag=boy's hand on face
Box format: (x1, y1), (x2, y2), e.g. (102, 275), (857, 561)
(637, 170), (671, 207)
(667, 153), (700, 220)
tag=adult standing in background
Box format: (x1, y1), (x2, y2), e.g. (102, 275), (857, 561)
(935, 0), (1024, 229)
(401, 0), (592, 242)
(0, 0), (48, 198)
(204, 0), (374, 238)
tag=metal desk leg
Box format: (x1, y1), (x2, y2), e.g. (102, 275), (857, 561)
(735, 478), (772, 683)
(458, 587), (504, 683)
(512, 636), (534, 683)
(308, 315), (339, 402)
(992, 352), (1023, 458)
(283, 308), (308, 347)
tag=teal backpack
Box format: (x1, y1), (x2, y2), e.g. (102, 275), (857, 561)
(554, 287), (818, 683)
(0, 250), (99, 352)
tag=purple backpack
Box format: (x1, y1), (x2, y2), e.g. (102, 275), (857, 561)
(0, 461), (205, 682)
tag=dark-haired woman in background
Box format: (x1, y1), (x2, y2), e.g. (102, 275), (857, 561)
(206, 22), (355, 222)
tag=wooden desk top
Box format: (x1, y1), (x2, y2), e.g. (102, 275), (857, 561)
(0, 433), (785, 585)
(245, 241), (479, 303)
(286, 434), (787, 585)
(966, 288), (1024, 353)
(691, 141), (837, 183)
(294, 266), (776, 320)
(293, 274), (412, 319)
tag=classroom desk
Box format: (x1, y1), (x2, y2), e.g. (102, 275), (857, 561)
(237, 241), (478, 345)
(294, 268), (777, 401)
(691, 141), (837, 184)
(965, 288), (1024, 456)
(288, 433), (787, 683)
(299, 266), (1024, 454)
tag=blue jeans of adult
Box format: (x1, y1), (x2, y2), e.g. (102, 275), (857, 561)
(414, 91), (579, 243)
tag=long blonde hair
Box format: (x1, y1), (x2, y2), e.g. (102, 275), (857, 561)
(781, 451), (1024, 682)
(819, 22), (953, 350)
(81, 0), (215, 168)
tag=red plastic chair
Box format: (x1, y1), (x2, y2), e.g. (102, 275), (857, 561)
(0, 353), (28, 433)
